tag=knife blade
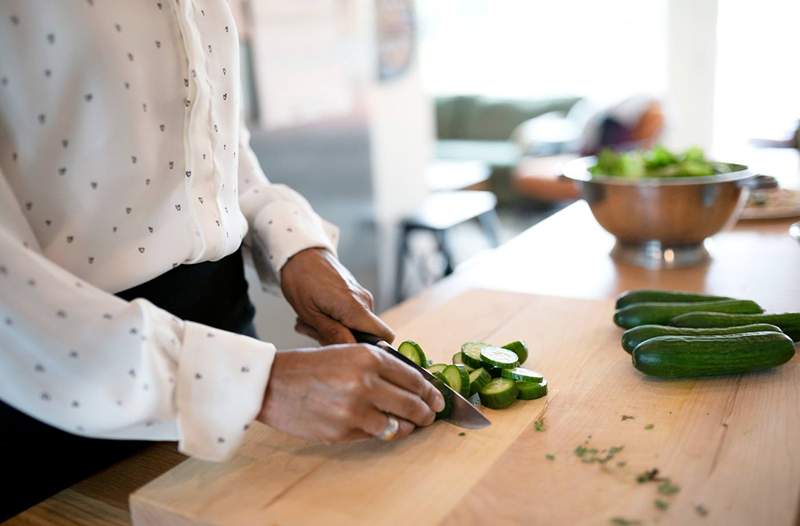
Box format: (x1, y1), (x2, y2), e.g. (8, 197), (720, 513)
(352, 331), (491, 429)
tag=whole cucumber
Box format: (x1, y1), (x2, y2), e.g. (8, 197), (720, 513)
(633, 332), (796, 378)
(615, 289), (733, 310)
(613, 299), (764, 329)
(621, 323), (783, 353)
(671, 312), (800, 342)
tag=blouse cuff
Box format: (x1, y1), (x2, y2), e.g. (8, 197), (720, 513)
(250, 200), (339, 288)
(175, 322), (275, 461)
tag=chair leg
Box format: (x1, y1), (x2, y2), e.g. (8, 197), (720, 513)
(477, 210), (501, 248)
(435, 229), (456, 276)
(395, 224), (411, 304)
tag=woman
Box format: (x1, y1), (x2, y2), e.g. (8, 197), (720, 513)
(0, 1), (443, 518)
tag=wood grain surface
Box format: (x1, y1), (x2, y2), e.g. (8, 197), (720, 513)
(131, 290), (800, 525)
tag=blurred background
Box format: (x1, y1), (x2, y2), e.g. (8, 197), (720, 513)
(232, 0), (800, 347)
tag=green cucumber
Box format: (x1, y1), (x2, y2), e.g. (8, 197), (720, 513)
(478, 378), (519, 409)
(632, 332), (796, 378)
(451, 352), (474, 372)
(432, 372), (453, 419)
(670, 312), (800, 342)
(397, 340), (427, 367)
(501, 367), (544, 383)
(621, 323), (784, 353)
(427, 363), (448, 375)
(516, 378), (548, 400)
(442, 365), (470, 397)
(502, 340), (529, 365)
(461, 342), (489, 369)
(479, 346), (520, 369)
(468, 368), (492, 396)
(613, 299), (763, 329)
(615, 289), (733, 309)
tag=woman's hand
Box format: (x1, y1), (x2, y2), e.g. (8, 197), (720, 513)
(258, 344), (445, 442)
(280, 248), (394, 345)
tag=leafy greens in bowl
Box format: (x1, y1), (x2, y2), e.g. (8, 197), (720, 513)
(588, 146), (727, 179)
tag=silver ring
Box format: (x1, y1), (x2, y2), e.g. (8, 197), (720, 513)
(378, 415), (400, 441)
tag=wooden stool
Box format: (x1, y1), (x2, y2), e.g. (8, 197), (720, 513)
(395, 191), (500, 302)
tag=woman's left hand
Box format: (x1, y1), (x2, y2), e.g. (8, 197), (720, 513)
(280, 248), (395, 345)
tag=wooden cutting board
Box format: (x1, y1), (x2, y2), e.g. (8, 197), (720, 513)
(130, 290), (800, 525)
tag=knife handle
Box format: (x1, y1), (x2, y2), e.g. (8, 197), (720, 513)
(351, 329), (385, 347)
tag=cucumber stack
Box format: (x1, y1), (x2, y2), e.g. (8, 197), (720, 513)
(407, 339), (549, 415)
(613, 289), (798, 378)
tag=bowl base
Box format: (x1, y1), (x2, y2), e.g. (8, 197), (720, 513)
(611, 240), (710, 269)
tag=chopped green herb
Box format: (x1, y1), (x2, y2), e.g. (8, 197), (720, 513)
(609, 517), (642, 526)
(655, 499), (669, 511)
(458, 432), (465, 436)
(644, 423), (654, 430)
(657, 479), (681, 496)
(545, 453), (555, 461)
(575, 442), (624, 464)
(621, 415), (635, 421)
(636, 468), (659, 483)
(534, 418), (545, 432)
(695, 504), (709, 517)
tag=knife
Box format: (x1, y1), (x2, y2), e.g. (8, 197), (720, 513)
(352, 330), (491, 430)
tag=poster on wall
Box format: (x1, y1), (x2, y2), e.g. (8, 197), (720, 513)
(248, 1), (357, 130)
(376, 0), (416, 82)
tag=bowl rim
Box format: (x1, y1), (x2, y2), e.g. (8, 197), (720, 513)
(563, 156), (753, 186)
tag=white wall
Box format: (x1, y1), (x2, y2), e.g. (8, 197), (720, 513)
(663, 0), (719, 150)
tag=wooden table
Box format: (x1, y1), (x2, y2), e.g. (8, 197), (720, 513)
(6, 202), (800, 525)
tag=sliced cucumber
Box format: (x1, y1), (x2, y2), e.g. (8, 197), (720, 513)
(461, 341), (489, 369)
(478, 378), (519, 409)
(487, 365), (504, 378)
(432, 372), (453, 419)
(479, 346), (520, 369)
(468, 368), (492, 396)
(427, 363), (448, 375)
(398, 340), (427, 367)
(517, 378), (548, 400)
(442, 365), (470, 397)
(502, 340), (529, 365)
(501, 367), (544, 383)
(451, 352), (474, 372)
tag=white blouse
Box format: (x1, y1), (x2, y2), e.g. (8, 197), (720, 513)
(0, 0), (338, 461)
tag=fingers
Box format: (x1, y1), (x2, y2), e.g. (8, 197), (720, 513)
(374, 351), (445, 413)
(310, 315), (356, 345)
(341, 307), (395, 344)
(355, 409), (415, 441)
(294, 318), (321, 341)
(368, 377), (436, 427)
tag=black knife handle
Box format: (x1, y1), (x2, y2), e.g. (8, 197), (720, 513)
(351, 330), (385, 347)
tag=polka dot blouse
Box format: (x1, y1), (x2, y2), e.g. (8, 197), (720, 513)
(0, 1), (339, 462)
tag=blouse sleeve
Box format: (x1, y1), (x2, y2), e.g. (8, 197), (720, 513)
(0, 171), (274, 462)
(236, 124), (340, 291)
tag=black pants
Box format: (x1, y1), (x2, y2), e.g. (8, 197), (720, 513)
(0, 249), (257, 520)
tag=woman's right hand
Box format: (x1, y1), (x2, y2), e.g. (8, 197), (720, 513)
(258, 344), (446, 442)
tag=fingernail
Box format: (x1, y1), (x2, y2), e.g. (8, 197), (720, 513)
(433, 393), (445, 412)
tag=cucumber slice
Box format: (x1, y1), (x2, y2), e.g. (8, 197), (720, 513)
(517, 378), (548, 400)
(432, 372), (453, 419)
(398, 340), (427, 367)
(461, 342), (489, 369)
(501, 367), (544, 383)
(480, 346), (520, 369)
(502, 340), (529, 365)
(451, 352), (475, 372)
(468, 368), (492, 396)
(478, 378), (519, 409)
(427, 363), (448, 375)
(442, 365), (470, 397)
(487, 365), (504, 378)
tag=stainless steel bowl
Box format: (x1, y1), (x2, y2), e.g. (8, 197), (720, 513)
(563, 157), (755, 269)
